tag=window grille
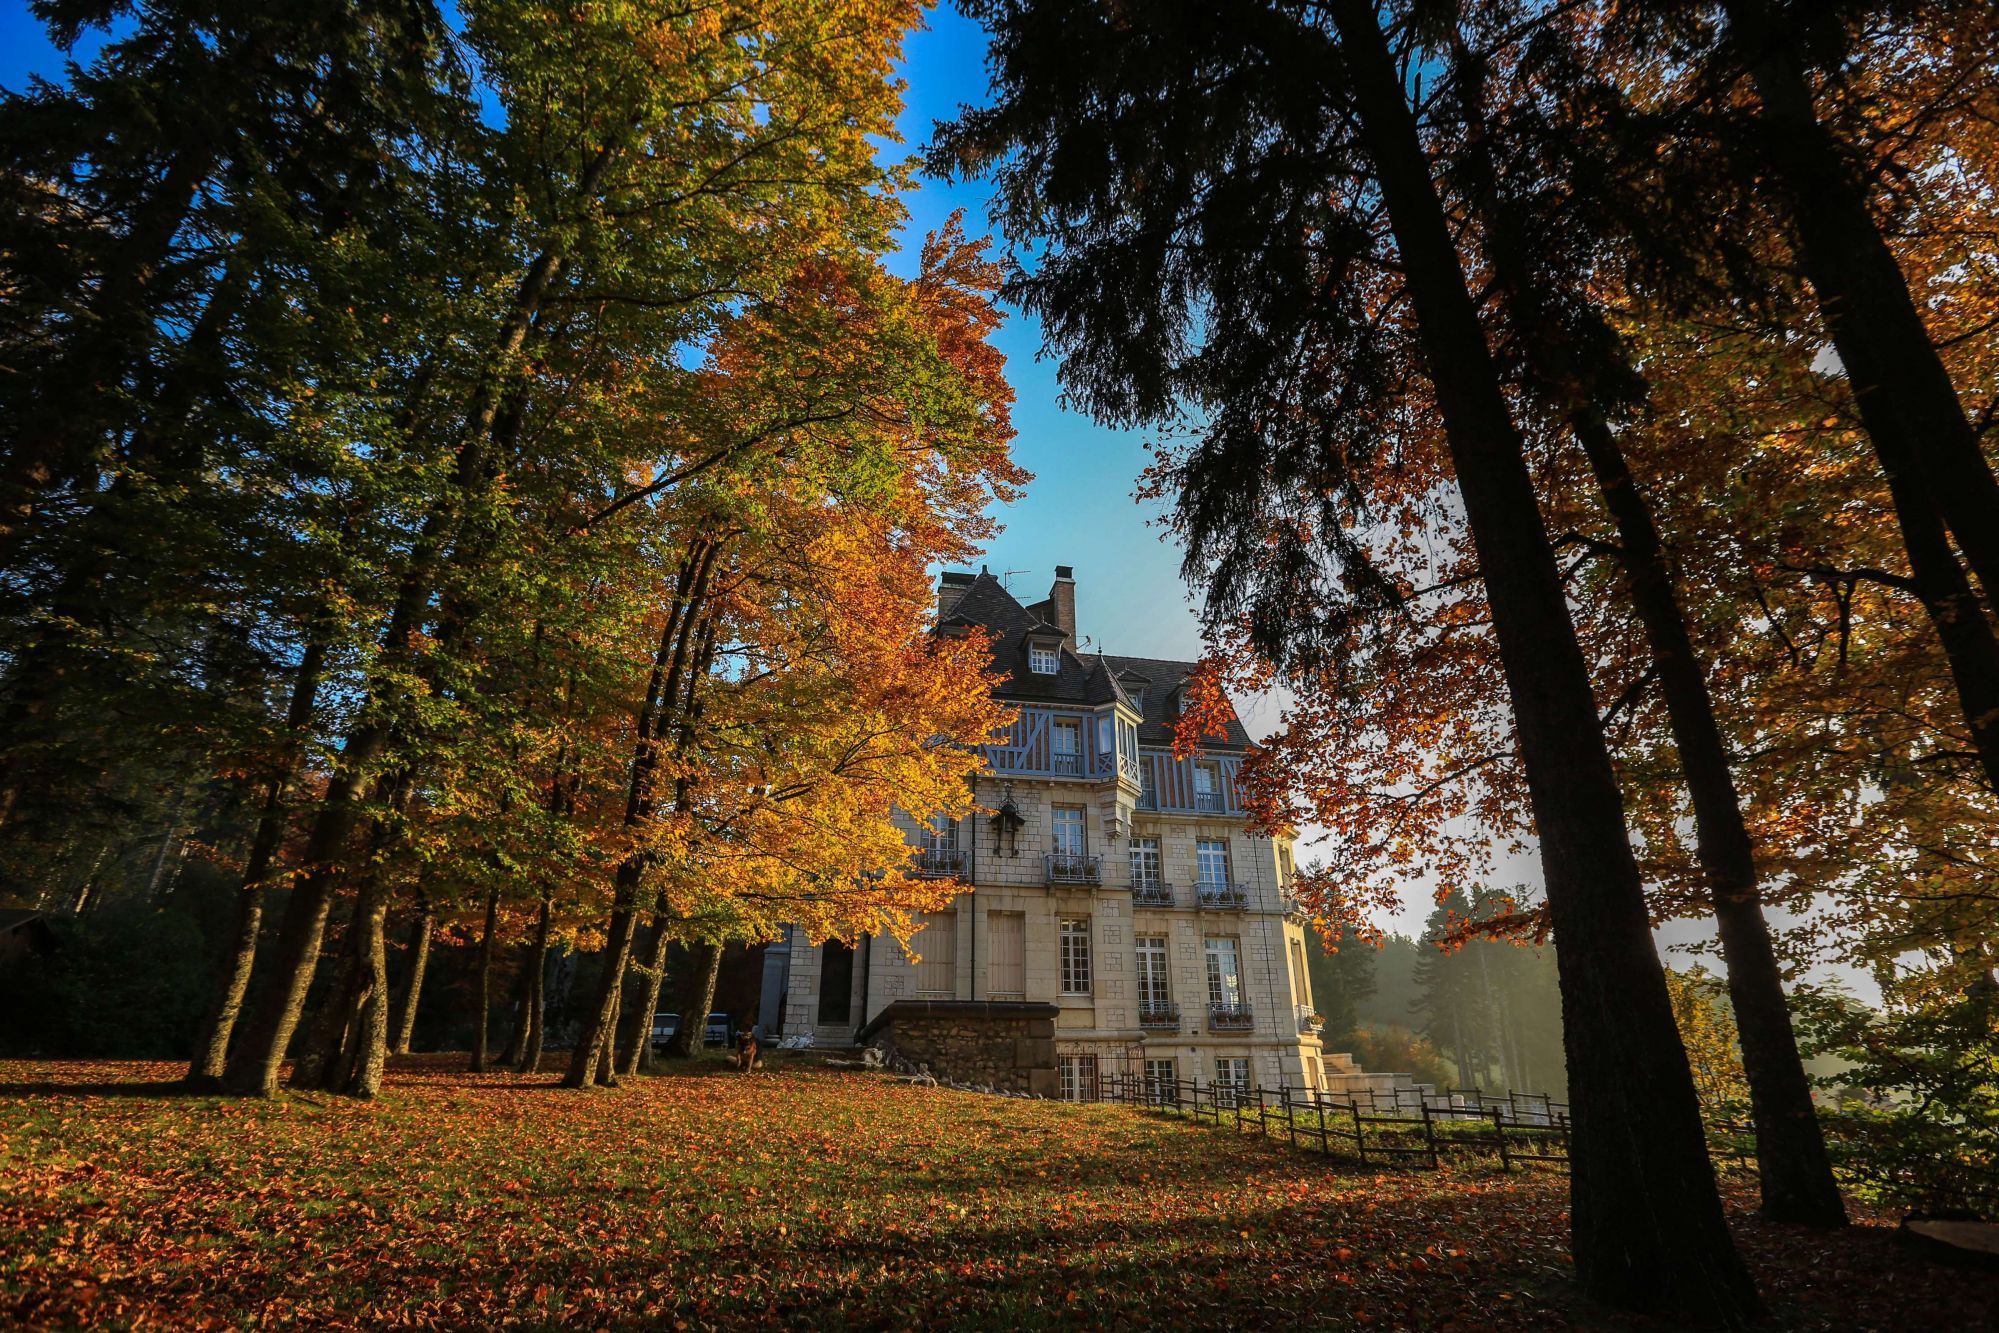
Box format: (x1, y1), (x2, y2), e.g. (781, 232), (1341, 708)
(1205, 936), (1242, 1009)
(1059, 1053), (1100, 1101)
(1059, 918), (1092, 994)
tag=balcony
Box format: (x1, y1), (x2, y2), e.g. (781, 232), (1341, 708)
(1131, 879), (1176, 908)
(1296, 1005), (1325, 1035)
(1207, 1003), (1255, 1032)
(1046, 852), (1101, 886)
(1280, 890), (1308, 922)
(1050, 750), (1085, 777)
(1194, 790), (1224, 812)
(913, 847), (965, 879)
(1138, 1002), (1181, 1030)
(1195, 881), (1249, 910)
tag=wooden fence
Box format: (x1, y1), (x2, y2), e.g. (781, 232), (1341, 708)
(1094, 1074), (1575, 1173)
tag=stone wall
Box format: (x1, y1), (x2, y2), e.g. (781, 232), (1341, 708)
(858, 1000), (1060, 1096)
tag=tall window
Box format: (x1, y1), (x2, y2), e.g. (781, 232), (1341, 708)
(1215, 1056), (1250, 1099)
(1059, 918), (1093, 993)
(1138, 760), (1157, 809)
(922, 814), (958, 850)
(1129, 836), (1161, 887)
(1194, 761), (1222, 810)
(913, 911), (956, 995)
(1135, 936), (1170, 1010)
(1051, 805), (1086, 855)
(1029, 644), (1059, 674)
(1290, 938), (1310, 1009)
(1051, 718), (1082, 774)
(988, 911), (1025, 996)
(1195, 837), (1230, 887)
(1059, 1053), (1099, 1101)
(1205, 936), (1242, 1009)
(1143, 1057), (1177, 1099)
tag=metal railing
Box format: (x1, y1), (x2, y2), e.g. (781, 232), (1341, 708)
(1046, 852), (1101, 885)
(1131, 878), (1175, 907)
(913, 847), (965, 878)
(1296, 1005), (1324, 1034)
(1137, 1002), (1181, 1030)
(1195, 881), (1249, 910)
(1091, 1074), (1574, 1173)
(1194, 790), (1224, 812)
(1207, 1002), (1255, 1031)
(1050, 750), (1085, 776)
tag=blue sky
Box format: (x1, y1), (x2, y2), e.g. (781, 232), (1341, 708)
(883, 7), (1222, 676)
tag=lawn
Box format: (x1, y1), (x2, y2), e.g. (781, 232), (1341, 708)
(0, 1056), (1986, 1330)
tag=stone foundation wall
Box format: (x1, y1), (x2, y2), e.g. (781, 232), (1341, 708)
(858, 1000), (1060, 1096)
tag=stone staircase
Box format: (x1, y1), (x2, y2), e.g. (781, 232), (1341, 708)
(1318, 1049), (1438, 1112)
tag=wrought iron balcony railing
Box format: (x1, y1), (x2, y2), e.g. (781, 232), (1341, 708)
(913, 847), (965, 878)
(1046, 852), (1101, 886)
(1194, 790), (1225, 812)
(1130, 878), (1175, 907)
(1050, 750), (1085, 776)
(1207, 1003), (1255, 1032)
(1138, 1002), (1181, 1030)
(1296, 1006), (1325, 1034)
(1195, 881), (1249, 910)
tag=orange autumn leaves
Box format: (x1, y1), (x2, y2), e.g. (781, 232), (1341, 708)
(3, 1057), (1979, 1330)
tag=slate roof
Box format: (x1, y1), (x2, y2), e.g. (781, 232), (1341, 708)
(940, 571), (1249, 750)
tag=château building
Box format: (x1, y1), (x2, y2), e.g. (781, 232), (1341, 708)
(758, 566), (1328, 1098)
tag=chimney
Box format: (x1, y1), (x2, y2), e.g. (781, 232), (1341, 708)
(1048, 565), (1076, 639)
(937, 570), (976, 623)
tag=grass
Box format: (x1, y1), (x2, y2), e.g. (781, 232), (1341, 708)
(0, 1054), (1989, 1330)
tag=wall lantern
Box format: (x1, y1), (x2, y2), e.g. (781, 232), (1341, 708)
(991, 783), (1025, 858)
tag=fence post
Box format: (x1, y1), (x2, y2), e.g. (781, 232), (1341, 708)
(1421, 1101), (1438, 1170)
(1352, 1102), (1367, 1168)
(1492, 1105), (1511, 1171)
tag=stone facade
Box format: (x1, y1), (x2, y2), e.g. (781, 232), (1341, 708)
(858, 1000), (1059, 1096)
(765, 566), (1329, 1098)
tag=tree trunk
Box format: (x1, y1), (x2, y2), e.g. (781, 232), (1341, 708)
(1732, 2), (1999, 611)
(185, 632), (330, 1088)
(563, 542), (718, 1088)
(1323, 2), (1756, 1316)
(515, 897), (552, 1073)
(666, 942), (724, 1060)
(469, 887), (501, 1073)
(1727, 14), (1999, 793)
(337, 894), (394, 1099)
(390, 907), (433, 1056)
(621, 915), (675, 1076)
(1569, 412), (1848, 1225)
(501, 937), (538, 1068)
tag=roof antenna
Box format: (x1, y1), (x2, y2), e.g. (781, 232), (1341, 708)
(998, 568), (1028, 591)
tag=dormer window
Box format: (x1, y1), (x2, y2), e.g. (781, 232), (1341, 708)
(1029, 644), (1060, 674)
(1128, 687), (1145, 711)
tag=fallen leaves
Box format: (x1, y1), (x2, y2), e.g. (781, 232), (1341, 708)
(0, 1056), (1989, 1330)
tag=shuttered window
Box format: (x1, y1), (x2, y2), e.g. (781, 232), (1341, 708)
(914, 911), (956, 995)
(987, 911), (1025, 996)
